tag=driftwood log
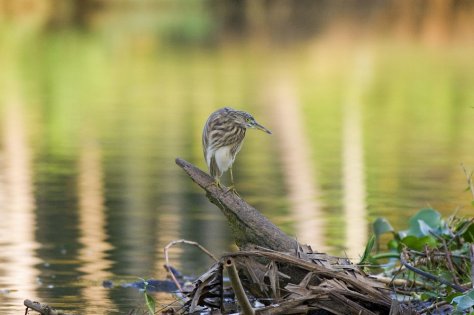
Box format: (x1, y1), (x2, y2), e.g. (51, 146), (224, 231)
(175, 158), (415, 314)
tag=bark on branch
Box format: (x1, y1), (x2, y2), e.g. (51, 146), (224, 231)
(175, 158), (299, 253)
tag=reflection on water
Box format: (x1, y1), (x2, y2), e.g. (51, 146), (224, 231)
(1, 4), (474, 314)
(342, 50), (372, 259)
(0, 101), (40, 313)
(267, 75), (326, 250)
(77, 139), (114, 313)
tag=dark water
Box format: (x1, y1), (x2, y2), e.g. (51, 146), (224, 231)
(1, 12), (474, 315)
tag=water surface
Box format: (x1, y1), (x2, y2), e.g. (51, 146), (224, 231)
(1, 13), (474, 315)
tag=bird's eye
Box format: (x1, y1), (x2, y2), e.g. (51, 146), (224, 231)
(246, 118), (252, 123)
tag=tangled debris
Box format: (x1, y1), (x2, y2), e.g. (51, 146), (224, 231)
(172, 159), (397, 314)
(172, 158), (474, 314)
(182, 247), (396, 315)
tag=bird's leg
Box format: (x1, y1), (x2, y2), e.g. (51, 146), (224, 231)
(224, 167), (240, 196)
(230, 167), (235, 187)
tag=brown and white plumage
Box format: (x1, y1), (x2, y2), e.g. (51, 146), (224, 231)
(202, 107), (271, 187)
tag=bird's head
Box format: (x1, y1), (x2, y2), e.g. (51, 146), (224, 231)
(229, 109), (272, 134)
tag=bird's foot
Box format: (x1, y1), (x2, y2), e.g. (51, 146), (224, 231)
(223, 185), (240, 197)
(205, 180), (222, 190)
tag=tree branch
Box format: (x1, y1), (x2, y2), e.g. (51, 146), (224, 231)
(175, 158), (299, 253)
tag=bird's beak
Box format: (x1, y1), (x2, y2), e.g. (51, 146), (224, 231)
(254, 122), (272, 134)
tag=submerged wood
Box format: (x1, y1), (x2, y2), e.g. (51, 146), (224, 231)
(175, 158), (299, 252)
(24, 299), (69, 315)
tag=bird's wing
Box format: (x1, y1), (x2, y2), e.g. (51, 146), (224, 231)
(207, 123), (246, 146)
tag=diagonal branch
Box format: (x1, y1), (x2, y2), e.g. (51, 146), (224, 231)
(175, 158), (299, 253)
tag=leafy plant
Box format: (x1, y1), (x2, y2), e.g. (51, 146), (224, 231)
(361, 208), (474, 313)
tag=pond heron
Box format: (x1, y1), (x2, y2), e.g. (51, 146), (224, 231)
(202, 107), (272, 190)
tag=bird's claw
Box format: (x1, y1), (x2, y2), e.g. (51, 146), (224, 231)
(224, 185), (240, 197)
(205, 180), (222, 190)
(205, 180), (239, 197)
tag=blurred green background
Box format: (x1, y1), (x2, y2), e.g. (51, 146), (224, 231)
(0, 0), (474, 313)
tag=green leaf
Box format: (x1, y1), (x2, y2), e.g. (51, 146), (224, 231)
(142, 280), (156, 315)
(387, 239), (399, 251)
(145, 292), (156, 315)
(401, 235), (437, 251)
(462, 222), (474, 242)
(358, 235), (375, 265)
(420, 291), (438, 301)
(407, 208), (442, 237)
(371, 252), (401, 260)
(446, 292), (464, 303)
(452, 289), (474, 311)
(418, 220), (434, 236)
(373, 218), (394, 238)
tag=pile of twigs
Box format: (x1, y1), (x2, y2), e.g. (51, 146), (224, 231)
(169, 245), (409, 315)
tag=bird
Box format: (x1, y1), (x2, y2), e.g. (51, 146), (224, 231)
(202, 107), (272, 190)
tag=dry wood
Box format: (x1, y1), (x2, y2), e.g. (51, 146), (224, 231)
(176, 158), (299, 253)
(188, 262), (223, 313)
(164, 239), (218, 292)
(227, 250), (390, 304)
(24, 299), (69, 315)
(225, 258), (255, 315)
(254, 295), (315, 315)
